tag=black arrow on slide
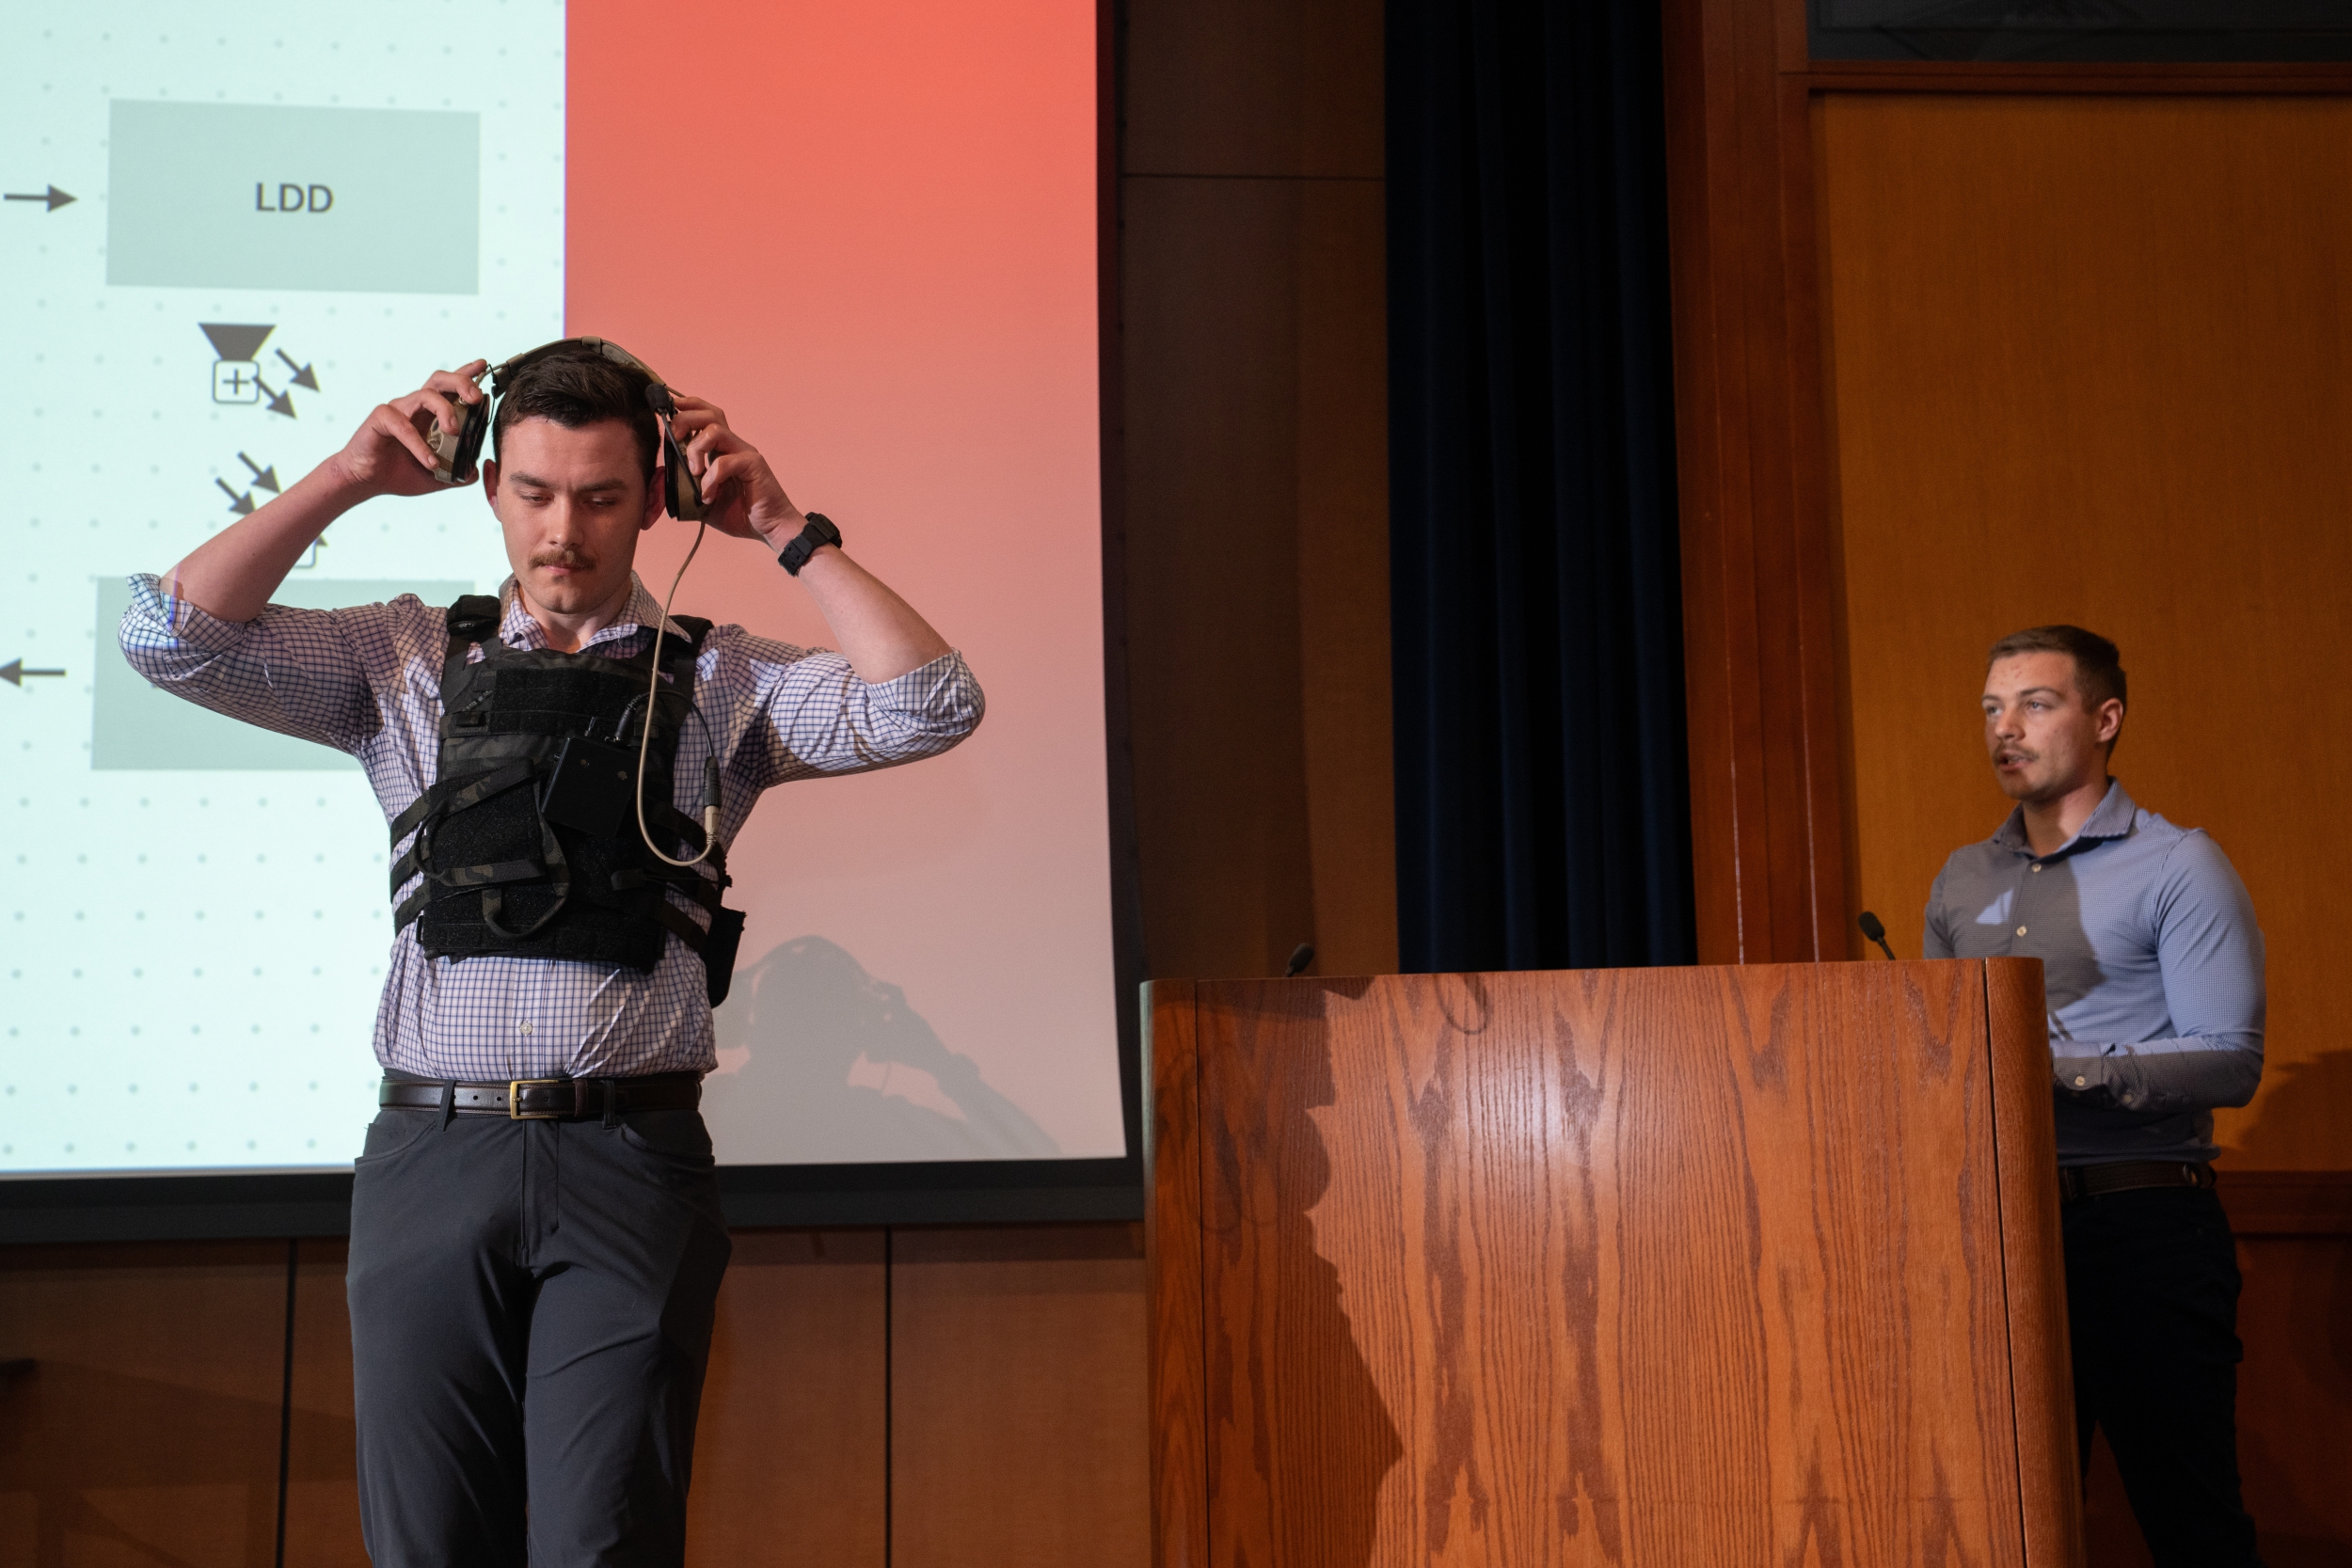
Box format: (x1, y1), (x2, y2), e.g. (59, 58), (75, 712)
(254, 375), (297, 419)
(215, 477), (256, 515)
(237, 452), (281, 493)
(1, 658), (69, 687)
(275, 349), (320, 391)
(4, 185), (75, 212)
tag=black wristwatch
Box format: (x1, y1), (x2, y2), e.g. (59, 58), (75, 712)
(777, 513), (842, 577)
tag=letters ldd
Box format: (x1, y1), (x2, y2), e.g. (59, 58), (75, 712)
(254, 182), (334, 213)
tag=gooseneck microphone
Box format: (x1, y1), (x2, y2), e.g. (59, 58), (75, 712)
(1284, 942), (1316, 978)
(1857, 911), (1897, 961)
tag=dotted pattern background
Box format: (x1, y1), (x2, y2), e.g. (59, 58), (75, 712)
(0, 0), (566, 1174)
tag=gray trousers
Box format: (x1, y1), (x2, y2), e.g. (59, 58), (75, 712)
(346, 1097), (732, 1567)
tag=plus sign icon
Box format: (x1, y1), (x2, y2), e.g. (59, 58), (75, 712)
(199, 322), (319, 418)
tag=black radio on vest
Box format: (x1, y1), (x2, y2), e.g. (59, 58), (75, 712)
(385, 595), (748, 1006)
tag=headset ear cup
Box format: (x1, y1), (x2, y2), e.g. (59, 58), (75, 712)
(430, 398), (492, 484)
(662, 427), (706, 520)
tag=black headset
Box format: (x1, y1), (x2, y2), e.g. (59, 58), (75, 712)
(425, 337), (706, 520)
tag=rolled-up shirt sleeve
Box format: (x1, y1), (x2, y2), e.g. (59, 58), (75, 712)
(117, 573), (383, 752)
(2053, 832), (2265, 1115)
(728, 635), (985, 789)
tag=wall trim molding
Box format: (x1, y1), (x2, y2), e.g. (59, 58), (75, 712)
(2219, 1169), (2352, 1237)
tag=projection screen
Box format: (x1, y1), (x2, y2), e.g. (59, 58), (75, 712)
(0, 0), (1130, 1224)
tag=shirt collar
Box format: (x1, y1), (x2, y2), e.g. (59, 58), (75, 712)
(1990, 777), (2137, 857)
(493, 574), (683, 654)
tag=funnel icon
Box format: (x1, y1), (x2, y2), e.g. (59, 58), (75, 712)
(199, 324), (301, 417)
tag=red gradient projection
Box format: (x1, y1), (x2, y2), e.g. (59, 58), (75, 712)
(567, 0), (1116, 1163)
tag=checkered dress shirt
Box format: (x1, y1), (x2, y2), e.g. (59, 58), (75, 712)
(119, 572), (983, 1080)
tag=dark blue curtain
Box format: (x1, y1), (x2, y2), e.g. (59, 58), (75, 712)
(1387, 0), (1696, 973)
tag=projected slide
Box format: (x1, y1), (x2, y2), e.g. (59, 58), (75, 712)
(3, 0), (1125, 1179)
(0, 4), (564, 1172)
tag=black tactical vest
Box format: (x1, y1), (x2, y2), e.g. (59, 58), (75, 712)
(388, 595), (747, 1006)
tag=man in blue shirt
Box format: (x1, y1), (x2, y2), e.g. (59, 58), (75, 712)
(1924, 625), (2264, 1567)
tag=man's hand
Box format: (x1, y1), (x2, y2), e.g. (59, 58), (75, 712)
(160, 362), (489, 625)
(660, 392), (951, 682)
(327, 361), (492, 499)
(664, 394), (806, 547)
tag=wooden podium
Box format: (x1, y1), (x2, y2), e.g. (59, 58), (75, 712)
(1147, 960), (2083, 1568)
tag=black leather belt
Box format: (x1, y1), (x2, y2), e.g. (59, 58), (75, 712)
(2058, 1159), (2215, 1205)
(378, 1073), (703, 1121)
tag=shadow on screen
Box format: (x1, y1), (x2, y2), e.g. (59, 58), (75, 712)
(703, 935), (1058, 1163)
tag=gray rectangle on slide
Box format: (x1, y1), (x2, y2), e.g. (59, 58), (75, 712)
(107, 101), (479, 294)
(93, 578), (475, 771)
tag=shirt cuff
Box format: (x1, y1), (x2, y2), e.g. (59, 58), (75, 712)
(2052, 1046), (2143, 1109)
(125, 572), (251, 654)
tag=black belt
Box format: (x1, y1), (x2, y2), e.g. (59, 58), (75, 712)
(2058, 1159), (2215, 1205)
(378, 1072), (703, 1121)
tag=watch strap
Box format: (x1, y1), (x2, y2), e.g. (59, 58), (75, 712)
(777, 513), (841, 577)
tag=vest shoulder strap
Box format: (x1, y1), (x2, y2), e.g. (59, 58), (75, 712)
(439, 594), (503, 705)
(659, 615), (714, 672)
(446, 594), (501, 644)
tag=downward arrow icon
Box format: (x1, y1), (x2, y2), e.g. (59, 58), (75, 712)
(215, 477), (256, 515)
(254, 375), (297, 418)
(276, 350), (320, 391)
(238, 452), (281, 494)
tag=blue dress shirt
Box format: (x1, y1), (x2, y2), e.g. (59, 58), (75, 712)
(1922, 780), (2264, 1166)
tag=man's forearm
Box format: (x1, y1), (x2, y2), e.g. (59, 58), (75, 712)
(2053, 1033), (2264, 1114)
(165, 458), (373, 624)
(788, 545), (954, 684)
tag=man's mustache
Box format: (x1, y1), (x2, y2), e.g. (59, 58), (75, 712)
(531, 546), (596, 570)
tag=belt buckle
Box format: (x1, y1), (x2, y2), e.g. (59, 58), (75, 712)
(508, 1077), (569, 1120)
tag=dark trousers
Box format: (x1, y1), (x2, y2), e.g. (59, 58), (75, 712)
(346, 1101), (732, 1568)
(2064, 1183), (2263, 1568)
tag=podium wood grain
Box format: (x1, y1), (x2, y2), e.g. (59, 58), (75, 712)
(1148, 960), (2081, 1567)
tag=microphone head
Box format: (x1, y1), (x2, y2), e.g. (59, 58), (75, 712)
(1284, 942), (1315, 978)
(1857, 911), (1887, 942)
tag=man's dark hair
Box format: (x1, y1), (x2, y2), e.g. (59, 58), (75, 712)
(1987, 624), (2128, 715)
(490, 346), (660, 482)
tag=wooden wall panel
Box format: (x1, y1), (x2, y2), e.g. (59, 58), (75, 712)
(689, 1229), (888, 1568)
(1123, 0), (1380, 179)
(1184, 963), (2067, 1566)
(2228, 1219), (2352, 1567)
(1121, 172), (1322, 983)
(1119, 0), (1395, 984)
(1815, 93), (2352, 1171)
(1293, 179), (1397, 982)
(890, 1225), (1150, 1568)
(0, 1241), (289, 1568)
(281, 1238), (364, 1567)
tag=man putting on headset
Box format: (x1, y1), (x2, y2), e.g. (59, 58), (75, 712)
(119, 343), (984, 1567)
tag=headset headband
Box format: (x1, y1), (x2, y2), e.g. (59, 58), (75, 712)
(437, 336), (701, 517)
